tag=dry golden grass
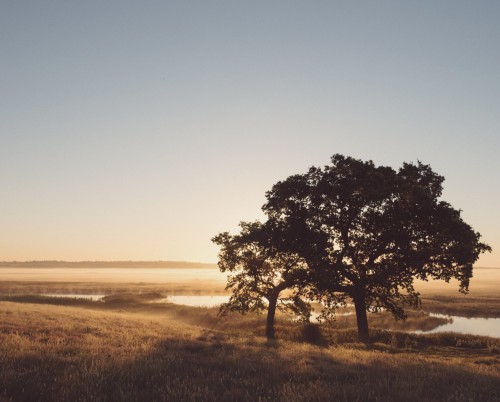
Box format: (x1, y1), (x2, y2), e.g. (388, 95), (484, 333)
(0, 268), (499, 401)
(420, 295), (500, 318)
(1, 298), (499, 402)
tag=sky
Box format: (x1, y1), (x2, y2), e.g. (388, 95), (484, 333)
(1, 1), (499, 266)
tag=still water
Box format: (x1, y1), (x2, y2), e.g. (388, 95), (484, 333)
(162, 295), (230, 307)
(415, 313), (500, 338)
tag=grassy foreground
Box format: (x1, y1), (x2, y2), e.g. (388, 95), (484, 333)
(0, 299), (499, 402)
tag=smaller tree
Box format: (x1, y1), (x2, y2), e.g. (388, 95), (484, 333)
(212, 221), (310, 340)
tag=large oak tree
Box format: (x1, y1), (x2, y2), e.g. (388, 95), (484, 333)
(263, 154), (491, 342)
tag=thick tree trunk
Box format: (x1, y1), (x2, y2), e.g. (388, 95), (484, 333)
(266, 293), (278, 340)
(353, 293), (370, 343)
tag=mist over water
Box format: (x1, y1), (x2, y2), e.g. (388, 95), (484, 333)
(0, 267), (228, 285)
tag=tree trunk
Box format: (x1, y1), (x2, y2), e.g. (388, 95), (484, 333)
(353, 293), (370, 343)
(266, 293), (278, 340)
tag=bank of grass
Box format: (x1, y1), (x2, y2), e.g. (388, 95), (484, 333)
(0, 299), (499, 402)
(0, 294), (451, 334)
(421, 294), (500, 318)
(0, 293), (492, 338)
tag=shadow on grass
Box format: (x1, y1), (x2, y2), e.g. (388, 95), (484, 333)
(299, 323), (330, 347)
(2, 330), (499, 402)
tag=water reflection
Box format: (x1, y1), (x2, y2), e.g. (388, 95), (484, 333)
(159, 295), (230, 307)
(415, 313), (500, 338)
(309, 310), (353, 322)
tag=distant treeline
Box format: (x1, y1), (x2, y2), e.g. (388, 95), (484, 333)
(0, 261), (217, 269)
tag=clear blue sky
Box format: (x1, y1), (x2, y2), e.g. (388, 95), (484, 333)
(1, 1), (499, 265)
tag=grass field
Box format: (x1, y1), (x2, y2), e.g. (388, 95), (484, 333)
(1, 267), (499, 401)
(0, 295), (499, 402)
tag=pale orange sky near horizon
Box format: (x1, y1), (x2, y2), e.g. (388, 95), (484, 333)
(1, 2), (499, 266)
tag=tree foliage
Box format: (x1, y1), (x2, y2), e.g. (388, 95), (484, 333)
(263, 154), (491, 342)
(212, 155), (490, 342)
(212, 221), (311, 339)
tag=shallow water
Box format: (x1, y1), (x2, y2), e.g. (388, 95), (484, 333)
(414, 313), (500, 338)
(161, 295), (230, 307)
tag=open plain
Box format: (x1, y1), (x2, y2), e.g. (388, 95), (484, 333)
(0, 266), (499, 401)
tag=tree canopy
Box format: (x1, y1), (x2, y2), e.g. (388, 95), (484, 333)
(212, 221), (311, 339)
(213, 154), (490, 342)
(263, 154), (491, 342)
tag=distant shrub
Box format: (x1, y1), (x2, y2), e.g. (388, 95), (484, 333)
(455, 337), (487, 349)
(487, 341), (499, 354)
